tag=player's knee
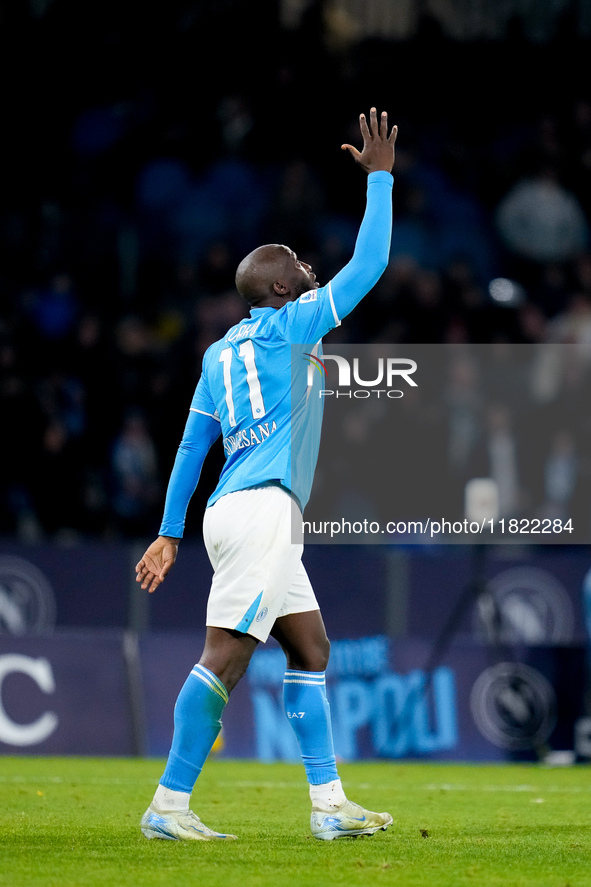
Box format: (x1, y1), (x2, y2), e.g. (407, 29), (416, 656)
(199, 627), (258, 694)
(222, 660), (250, 694)
(291, 635), (330, 672)
(200, 656), (248, 694)
(199, 650), (254, 694)
(316, 635), (331, 672)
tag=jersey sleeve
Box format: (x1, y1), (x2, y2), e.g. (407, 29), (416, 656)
(280, 170), (394, 343)
(277, 282), (340, 344)
(189, 369), (220, 422)
(158, 403), (221, 538)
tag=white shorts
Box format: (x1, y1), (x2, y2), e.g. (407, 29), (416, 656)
(202, 484), (319, 642)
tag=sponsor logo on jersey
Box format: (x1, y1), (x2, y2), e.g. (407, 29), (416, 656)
(299, 289), (318, 303)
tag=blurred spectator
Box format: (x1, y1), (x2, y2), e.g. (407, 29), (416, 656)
(395, 139), (496, 282)
(27, 272), (80, 347)
(0, 338), (44, 537)
(541, 428), (578, 519)
(110, 411), (160, 537)
(569, 99), (591, 220)
(38, 370), (87, 444)
(216, 95), (255, 156)
(546, 293), (591, 344)
(467, 403), (522, 519)
(403, 268), (450, 343)
(263, 160), (327, 253)
(34, 420), (85, 539)
(389, 183), (435, 268)
(444, 352), (483, 473)
(193, 291), (248, 366)
(516, 301), (547, 343)
(197, 241), (238, 296)
(573, 251), (591, 296)
(113, 314), (160, 413)
(530, 262), (571, 318)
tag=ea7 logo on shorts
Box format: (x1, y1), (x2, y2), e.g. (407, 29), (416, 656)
(287, 711), (305, 719)
(255, 607), (269, 623)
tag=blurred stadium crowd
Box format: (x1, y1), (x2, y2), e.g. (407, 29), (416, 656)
(2, 0), (591, 540)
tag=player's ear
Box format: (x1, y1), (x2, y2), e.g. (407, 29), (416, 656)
(273, 281), (288, 295)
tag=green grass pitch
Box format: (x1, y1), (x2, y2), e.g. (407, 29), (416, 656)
(0, 757), (589, 887)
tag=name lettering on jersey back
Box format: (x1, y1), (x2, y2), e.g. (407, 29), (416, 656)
(223, 420), (278, 456)
(226, 320), (261, 343)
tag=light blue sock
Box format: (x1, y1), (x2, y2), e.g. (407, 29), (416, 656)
(283, 669), (339, 785)
(160, 664), (228, 793)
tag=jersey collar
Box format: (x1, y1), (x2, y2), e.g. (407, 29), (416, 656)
(250, 306), (276, 316)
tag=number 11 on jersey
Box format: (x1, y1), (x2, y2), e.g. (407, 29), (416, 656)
(219, 340), (266, 427)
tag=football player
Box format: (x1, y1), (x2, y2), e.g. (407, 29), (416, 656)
(137, 108), (397, 842)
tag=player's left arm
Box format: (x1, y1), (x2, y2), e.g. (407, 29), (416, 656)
(282, 109), (396, 343)
(327, 169), (393, 321)
(282, 172), (393, 343)
(135, 407), (221, 592)
(327, 109), (397, 320)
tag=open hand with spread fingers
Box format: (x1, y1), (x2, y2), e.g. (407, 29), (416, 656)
(341, 107), (397, 174)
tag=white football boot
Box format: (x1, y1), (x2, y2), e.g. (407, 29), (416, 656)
(310, 799), (393, 841)
(140, 804), (237, 841)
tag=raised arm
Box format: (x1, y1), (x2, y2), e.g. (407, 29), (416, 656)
(330, 108), (397, 320)
(281, 109), (397, 343)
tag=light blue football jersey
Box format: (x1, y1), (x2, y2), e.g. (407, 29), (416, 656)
(158, 171), (393, 536)
(192, 282), (341, 509)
